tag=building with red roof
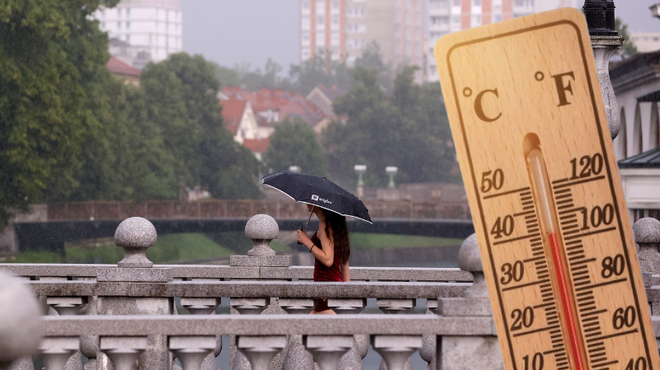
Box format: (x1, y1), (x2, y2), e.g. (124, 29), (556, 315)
(106, 56), (141, 86)
(219, 86), (335, 157)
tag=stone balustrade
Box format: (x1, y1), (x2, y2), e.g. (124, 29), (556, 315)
(4, 214), (660, 370)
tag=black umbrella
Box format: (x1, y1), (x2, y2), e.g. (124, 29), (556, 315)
(261, 170), (372, 224)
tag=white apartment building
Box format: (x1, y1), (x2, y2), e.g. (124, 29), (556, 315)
(426, 0), (580, 82)
(94, 0), (182, 67)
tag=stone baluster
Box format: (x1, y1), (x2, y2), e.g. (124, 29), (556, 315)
(44, 296), (87, 370)
(80, 298), (100, 370)
(435, 234), (503, 370)
(175, 297), (221, 370)
(229, 214), (290, 370)
(99, 337), (148, 370)
(39, 337), (80, 370)
(376, 299), (414, 314)
(371, 335), (422, 370)
(236, 336), (287, 370)
(327, 298), (366, 314)
(169, 336), (217, 370)
(633, 217), (660, 315)
(95, 217), (174, 370)
(0, 271), (42, 370)
(278, 298), (315, 314)
(47, 297), (88, 316)
(302, 336), (353, 370)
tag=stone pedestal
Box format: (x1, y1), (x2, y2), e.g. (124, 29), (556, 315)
(437, 234), (503, 370)
(95, 217), (175, 370)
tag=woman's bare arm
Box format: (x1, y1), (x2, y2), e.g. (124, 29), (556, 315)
(297, 226), (335, 267)
(341, 263), (350, 282)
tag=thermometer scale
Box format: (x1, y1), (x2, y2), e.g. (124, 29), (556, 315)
(435, 9), (659, 370)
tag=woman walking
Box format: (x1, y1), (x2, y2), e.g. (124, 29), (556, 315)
(297, 204), (351, 314)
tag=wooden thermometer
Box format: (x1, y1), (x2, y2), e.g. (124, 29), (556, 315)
(435, 8), (659, 370)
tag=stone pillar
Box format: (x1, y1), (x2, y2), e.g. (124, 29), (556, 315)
(229, 214), (291, 370)
(633, 217), (660, 314)
(95, 217), (174, 370)
(436, 234), (503, 370)
(0, 270), (42, 370)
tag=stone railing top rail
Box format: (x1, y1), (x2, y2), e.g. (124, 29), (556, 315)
(0, 264), (473, 282)
(34, 199), (470, 222)
(27, 280), (469, 299)
(33, 315), (660, 338)
(41, 314), (496, 336)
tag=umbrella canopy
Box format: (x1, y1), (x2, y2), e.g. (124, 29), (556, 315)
(261, 170), (372, 223)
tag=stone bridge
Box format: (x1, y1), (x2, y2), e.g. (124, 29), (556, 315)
(3, 200), (472, 253)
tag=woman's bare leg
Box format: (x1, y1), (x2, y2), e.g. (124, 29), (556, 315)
(310, 309), (336, 314)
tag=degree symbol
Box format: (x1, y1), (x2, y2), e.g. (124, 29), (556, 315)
(463, 87), (473, 97)
(535, 71), (545, 81)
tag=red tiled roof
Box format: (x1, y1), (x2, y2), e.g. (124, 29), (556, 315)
(220, 99), (247, 134)
(106, 56), (141, 78)
(221, 86), (332, 128)
(243, 137), (270, 153)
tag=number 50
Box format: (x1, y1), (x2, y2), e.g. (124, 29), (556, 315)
(481, 169), (504, 193)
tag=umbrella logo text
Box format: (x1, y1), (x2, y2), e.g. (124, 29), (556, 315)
(311, 194), (332, 205)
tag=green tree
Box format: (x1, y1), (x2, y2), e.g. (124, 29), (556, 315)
(616, 18), (637, 57)
(68, 78), (177, 202)
(264, 117), (328, 177)
(0, 0), (119, 226)
(141, 53), (261, 199)
(324, 66), (455, 186)
(289, 52), (353, 96)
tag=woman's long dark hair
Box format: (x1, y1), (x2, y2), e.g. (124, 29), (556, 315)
(322, 209), (351, 265)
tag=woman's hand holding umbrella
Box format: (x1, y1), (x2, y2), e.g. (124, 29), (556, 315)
(297, 230), (313, 251)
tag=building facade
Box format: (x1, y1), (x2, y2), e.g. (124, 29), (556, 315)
(300, 0), (425, 82)
(631, 33), (660, 54)
(610, 51), (660, 221)
(426, 0), (580, 81)
(94, 0), (182, 67)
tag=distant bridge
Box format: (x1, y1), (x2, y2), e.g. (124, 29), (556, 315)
(10, 200), (472, 252)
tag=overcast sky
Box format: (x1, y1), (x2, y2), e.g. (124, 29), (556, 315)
(181, 0), (660, 73)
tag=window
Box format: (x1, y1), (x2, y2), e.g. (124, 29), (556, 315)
(494, 14), (502, 22)
(316, 31), (326, 45)
(316, 0), (325, 12)
(303, 1), (310, 9)
(471, 15), (481, 27)
(126, 34), (130, 42)
(302, 32), (310, 41)
(332, 1), (340, 9)
(117, 21), (121, 29)
(317, 15), (325, 25)
(453, 0), (460, 6)
(331, 31), (340, 42)
(473, 0), (481, 5)
(332, 15), (340, 24)
(126, 8), (130, 17)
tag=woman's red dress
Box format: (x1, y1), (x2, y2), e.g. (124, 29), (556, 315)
(311, 231), (343, 311)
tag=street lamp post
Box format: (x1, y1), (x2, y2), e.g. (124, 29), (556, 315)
(386, 166), (398, 189)
(354, 165), (366, 198)
(583, 0), (623, 140)
(651, 4), (660, 19)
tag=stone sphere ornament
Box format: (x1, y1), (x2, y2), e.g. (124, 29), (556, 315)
(245, 214), (279, 256)
(115, 217), (158, 268)
(0, 271), (43, 366)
